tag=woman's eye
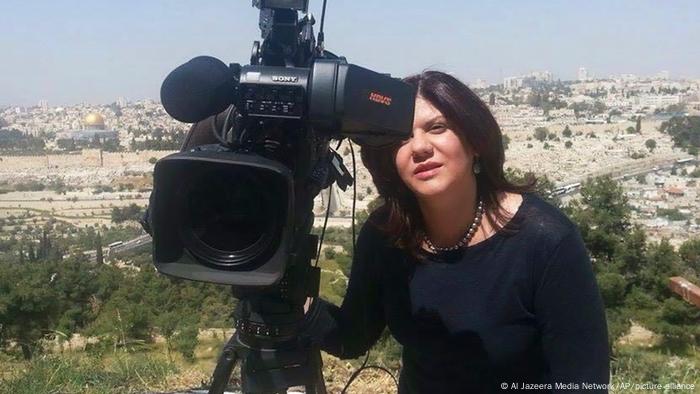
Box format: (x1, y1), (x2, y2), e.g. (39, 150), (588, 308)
(430, 124), (446, 132)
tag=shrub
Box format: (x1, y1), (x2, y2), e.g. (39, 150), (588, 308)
(533, 127), (548, 142)
(173, 324), (199, 361)
(0, 354), (177, 393)
(15, 180), (45, 192)
(562, 126), (572, 138)
(605, 308), (632, 349)
(324, 247), (337, 260)
(597, 272), (626, 307)
(611, 347), (700, 387)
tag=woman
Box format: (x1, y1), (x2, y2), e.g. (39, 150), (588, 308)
(309, 71), (609, 393)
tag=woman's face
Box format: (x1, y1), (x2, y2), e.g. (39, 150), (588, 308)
(394, 96), (477, 199)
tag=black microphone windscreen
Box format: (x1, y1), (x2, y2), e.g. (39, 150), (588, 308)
(160, 56), (236, 123)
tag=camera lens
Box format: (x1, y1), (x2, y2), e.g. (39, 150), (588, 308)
(180, 167), (281, 269)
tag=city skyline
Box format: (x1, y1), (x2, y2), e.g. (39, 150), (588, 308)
(1, 0), (699, 107)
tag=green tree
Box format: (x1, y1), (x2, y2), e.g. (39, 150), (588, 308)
(323, 247), (337, 260)
(593, 100), (607, 115)
(596, 272), (626, 307)
(533, 127), (548, 142)
(569, 102), (591, 119)
(95, 231), (104, 265)
(53, 256), (101, 334)
(567, 176), (630, 260)
(0, 262), (61, 359)
(38, 227), (51, 260)
(656, 208), (689, 221)
(612, 225), (647, 282)
(156, 311), (180, 361)
(173, 319), (199, 361)
(638, 239), (679, 300)
(654, 298), (700, 350)
(353, 196), (385, 231)
(56, 138), (77, 151)
(660, 115), (700, 149)
(504, 168), (560, 207)
(502, 134), (510, 151)
(102, 138), (121, 152)
(111, 204), (145, 224)
(562, 125), (572, 138)
(88, 271), (155, 346)
(565, 141), (573, 149)
(679, 238), (700, 273)
(27, 242), (37, 262)
(644, 139), (656, 152)
(199, 294), (234, 329)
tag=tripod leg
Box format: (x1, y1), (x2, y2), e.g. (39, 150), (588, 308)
(304, 350), (327, 394)
(208, 335), (240, 394)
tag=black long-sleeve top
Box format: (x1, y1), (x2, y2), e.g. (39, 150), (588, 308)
(320, 192), (610, 393)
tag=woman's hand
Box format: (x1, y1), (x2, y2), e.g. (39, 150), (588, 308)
(304, 296), (314, 314)
(298, 297), (337, 349)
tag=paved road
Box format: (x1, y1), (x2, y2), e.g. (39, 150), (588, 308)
(109, 234), (152, 255)
(556, 153), (690, 188)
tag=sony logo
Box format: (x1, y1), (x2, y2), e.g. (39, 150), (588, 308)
(272, 76), (298, 83)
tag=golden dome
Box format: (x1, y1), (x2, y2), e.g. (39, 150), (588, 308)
(83, 112), (106, 129)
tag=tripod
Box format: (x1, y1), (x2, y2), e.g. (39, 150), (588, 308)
(207, 235), (327, 394)
(207, 332), (326, 394)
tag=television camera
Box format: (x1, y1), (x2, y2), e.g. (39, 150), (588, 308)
(146, 1), (416, 392)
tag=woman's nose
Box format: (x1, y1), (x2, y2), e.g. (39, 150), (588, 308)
(410, 131), (433, 159)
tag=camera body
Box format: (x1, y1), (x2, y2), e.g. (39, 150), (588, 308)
(239, 59), (416, 140)
(150, 1), (416, 289)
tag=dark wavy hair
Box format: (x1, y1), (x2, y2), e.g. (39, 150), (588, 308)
(361, 70), (535, 259)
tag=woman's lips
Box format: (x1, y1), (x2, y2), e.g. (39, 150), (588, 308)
(414, 165), (442, 180)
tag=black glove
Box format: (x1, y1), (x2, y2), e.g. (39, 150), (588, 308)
(298, 298), (338, 348)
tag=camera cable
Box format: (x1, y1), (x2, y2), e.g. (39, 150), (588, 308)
(313, 139), (344, 266)
(316, 0), (328, 54)
(209, 105), (237, 146)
